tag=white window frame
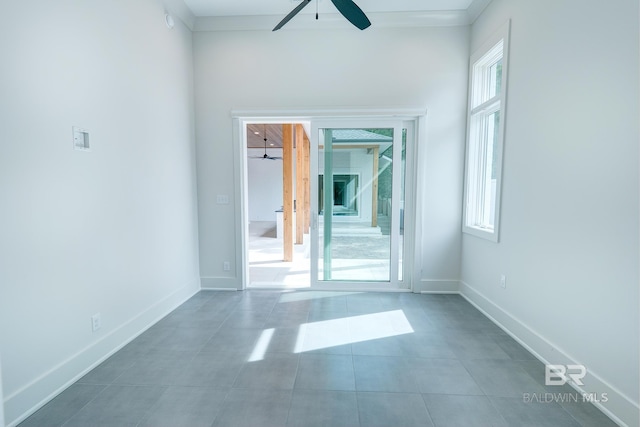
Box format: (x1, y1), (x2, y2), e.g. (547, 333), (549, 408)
(463, 21), (510, 242)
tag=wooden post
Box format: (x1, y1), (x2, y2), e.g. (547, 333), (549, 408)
(372, 146), (379, 227)
(283, 124), (294, 262)
(295, 124), (305, 245)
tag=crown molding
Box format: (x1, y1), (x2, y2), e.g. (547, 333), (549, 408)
(194, 10), (471, 32)
(466, 0), (492, 23)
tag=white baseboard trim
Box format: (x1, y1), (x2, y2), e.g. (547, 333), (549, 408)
(420, 291), (460, 294)
(201, 277), (241, 290)
(4, 283), (199, 427)
(459, 280), (638, 427)
(413, 279), (460, 293)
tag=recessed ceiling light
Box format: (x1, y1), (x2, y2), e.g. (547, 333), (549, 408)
(254, 131), (260, 135)
(270, 144), (275, 146)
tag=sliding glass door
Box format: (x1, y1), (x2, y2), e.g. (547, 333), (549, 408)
(310, 119), (412, 289)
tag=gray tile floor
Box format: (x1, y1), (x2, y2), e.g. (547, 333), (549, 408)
(20, 291), (617, 427)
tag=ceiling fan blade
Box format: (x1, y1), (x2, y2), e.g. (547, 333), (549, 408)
(273, 0), (312, 31)
(330, 0), (371, 30)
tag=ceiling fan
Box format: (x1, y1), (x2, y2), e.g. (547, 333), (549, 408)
(273, 0), (371, 31)
(250, 125), (282, 160)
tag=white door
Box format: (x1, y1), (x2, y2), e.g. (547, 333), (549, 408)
(309, 118), (415, 290)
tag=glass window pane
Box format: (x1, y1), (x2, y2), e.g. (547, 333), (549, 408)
(489, 58), (503, 99)
(479, 109), (500, 230)
(471, 40), (503, 108)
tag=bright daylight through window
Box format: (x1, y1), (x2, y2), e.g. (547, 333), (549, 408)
(464, 22), (509, 242)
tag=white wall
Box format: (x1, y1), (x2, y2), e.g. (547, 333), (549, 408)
(247, 148), (284, 222)
(0, 357), (4, 427)
(460, 1), (639, 426)
(0, 1), (200, 425)
(194, 25), (470, 289)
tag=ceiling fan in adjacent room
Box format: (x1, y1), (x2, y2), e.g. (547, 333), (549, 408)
(273, 0), (371, 31)
(250, 125), (282, 160)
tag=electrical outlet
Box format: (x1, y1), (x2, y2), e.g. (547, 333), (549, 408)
(223, 261), (231, 271)
(91, 313), (101, 332)
(500, 275), (507, 289)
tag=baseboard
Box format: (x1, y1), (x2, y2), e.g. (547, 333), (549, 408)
(201, 277), (241, 290)
(413, 279), (460, 293)
(459, 281), (639, 427)
(4, 283), (199, 427)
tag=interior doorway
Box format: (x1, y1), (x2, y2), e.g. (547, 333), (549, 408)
(246, 122), (312, 289)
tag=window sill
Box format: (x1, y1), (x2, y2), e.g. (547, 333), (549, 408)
(463, 225), (499, 243)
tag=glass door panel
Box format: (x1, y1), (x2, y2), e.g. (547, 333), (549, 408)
(317, 127), (395, 282)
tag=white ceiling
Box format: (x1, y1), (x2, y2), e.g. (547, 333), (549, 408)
(183, 0), (477, 18)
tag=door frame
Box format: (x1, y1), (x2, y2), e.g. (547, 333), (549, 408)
(232, 108), (426, 292)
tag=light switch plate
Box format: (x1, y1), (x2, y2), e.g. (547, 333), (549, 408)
(73, 126), (90, 151)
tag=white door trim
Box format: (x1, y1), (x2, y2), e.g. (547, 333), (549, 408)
(232, 108), (427, 291)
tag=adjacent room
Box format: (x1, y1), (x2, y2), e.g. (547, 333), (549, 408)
(1, 0), (638, 426)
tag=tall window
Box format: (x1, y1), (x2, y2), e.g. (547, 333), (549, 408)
(464, 22), (510, 242)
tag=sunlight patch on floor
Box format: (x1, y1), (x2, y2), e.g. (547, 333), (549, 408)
(294, 310), (414, 353)
(248, 328), (275, 362)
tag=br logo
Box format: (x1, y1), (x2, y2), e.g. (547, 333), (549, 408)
(545, 364), (586, 386)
